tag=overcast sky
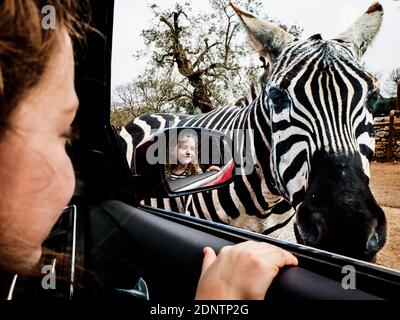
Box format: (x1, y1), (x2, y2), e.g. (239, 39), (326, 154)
(111, 0), (400, 94)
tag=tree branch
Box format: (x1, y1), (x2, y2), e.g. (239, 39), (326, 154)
(193, 39), (221, 70)
(167, 93), (192, 102)
(200, 63), (224, 75)
(159, 16), (174, 32)
(155, 52), (174, 65)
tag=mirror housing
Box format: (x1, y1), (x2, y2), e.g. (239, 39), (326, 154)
(133, 127), (236, 200)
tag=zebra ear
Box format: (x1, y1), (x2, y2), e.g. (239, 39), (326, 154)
(230, 3), (295, 65)
(336, 2), (383, 58)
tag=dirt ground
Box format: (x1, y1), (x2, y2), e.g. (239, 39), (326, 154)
(370, 162), (400, 271)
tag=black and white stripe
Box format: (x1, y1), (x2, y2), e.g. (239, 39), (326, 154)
(267, 39), (376, 211)
(120, 37), (378, 242)
(120, 82), (296, 239)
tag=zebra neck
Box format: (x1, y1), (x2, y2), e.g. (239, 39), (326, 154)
(181, 97), (279, 198)
(227, 96), (281, 199)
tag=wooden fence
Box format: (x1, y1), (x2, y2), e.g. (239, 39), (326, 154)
(373, 84), (400, 161)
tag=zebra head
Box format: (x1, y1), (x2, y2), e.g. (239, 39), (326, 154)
(233, 2), (386, 260)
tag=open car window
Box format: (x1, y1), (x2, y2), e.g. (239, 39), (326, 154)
(111, 0), (400, 275)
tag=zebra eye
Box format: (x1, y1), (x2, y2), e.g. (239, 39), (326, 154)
(268, 88), (289, 113)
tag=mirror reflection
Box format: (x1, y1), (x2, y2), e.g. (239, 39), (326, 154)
(112, 0), (400, 271)
(164, 130), (234, 192)
(165, 132), (218, 180)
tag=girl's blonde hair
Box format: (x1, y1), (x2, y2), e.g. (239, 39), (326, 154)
(166, 134), (202, 178)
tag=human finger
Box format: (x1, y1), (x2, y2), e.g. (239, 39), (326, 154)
(200, 247), (217, 275)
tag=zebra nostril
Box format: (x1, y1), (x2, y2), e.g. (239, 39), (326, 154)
(366, 231), (380, 253)
(306, 212), (326, 245)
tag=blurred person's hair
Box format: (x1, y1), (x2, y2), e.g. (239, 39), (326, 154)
(0, 0), (90, 138)
(166, 133), (202, 178)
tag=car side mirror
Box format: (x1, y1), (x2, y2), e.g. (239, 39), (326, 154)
(133, 127), (236, 200)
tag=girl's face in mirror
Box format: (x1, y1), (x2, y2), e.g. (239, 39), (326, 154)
(177, 137), (196, 166)
(0, 30), (78, 272)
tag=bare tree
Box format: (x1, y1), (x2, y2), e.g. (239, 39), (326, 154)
(142, 1), (246, 112)
(385, 67), (400, 97)
(138, 0), (302, 113)
(112, 68), (197, 116)
(112, 1), (302, 124)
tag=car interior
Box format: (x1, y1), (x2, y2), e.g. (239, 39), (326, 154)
(1, 0), (400, 301)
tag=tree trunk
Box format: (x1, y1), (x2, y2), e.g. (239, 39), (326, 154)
(173, 45), (214, 113)
(161, 12), (215, 113)
(190, 78), (213, 113)
(397, 81), (400, 111)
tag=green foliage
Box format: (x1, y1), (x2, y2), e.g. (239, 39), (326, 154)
(110, 108), (135, 132)
(372, 97), (396, 117)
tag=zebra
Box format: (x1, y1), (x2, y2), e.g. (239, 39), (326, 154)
(234, 78), (264, 109)
(120, 2), (387, 261)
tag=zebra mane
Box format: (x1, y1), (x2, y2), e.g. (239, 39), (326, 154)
(234, 81), (262, 108)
